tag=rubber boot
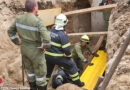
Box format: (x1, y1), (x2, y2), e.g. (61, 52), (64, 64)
(37, 85), (47, 90)
(29, 82), (37, 90)
(86, 61), (94, 66)
(73, 79), (84, 87)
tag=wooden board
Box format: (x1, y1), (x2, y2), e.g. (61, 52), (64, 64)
(68, 31), (108, 37)
(64, 4), (117, 16)
(94, 35), (105, 52)
(38, 8), (61, 26)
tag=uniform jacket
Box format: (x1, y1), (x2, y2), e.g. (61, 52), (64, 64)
(8, 13), (50, 47)
(72, 42), (93, 61)
(45, 29), (71, 57)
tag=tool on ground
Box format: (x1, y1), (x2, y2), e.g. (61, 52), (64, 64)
(22, 60), (24, 86)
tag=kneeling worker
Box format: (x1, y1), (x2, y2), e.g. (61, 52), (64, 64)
(72, 35), (99, 71)
(52, 67), (73, 89)
(45, 14), (84, 87)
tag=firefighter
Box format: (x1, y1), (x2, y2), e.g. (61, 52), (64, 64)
(72, 35), (99, 71)
(8, 0), (51, 90)
(45, 14), (84, 87)
(99, 0), (116, 31)
(52, 67), (73, 89)
(99, 0), (116, 50)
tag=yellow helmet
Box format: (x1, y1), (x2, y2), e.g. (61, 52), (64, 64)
(80, 35), (90, 42)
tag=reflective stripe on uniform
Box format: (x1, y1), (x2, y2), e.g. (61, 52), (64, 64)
(61, 67), (64, 70)
(62, 43), (71, 48)
(69, 72), (79, 77)
(51, 41), (62, 47)
(66, 53), (72, 57)
(28, 73), (35, 77)
(10, 35), (17, 40)
(72, 76), (80, 81)
(36, 76), (46, 81)
(16, 23), (39, 31)
(56, 75), (63, 81)
(45, 51), (64, 56)
(46, 78), (50, 81)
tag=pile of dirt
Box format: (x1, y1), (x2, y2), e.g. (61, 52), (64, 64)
(106, 0), (130, 89)
(0, 0), (26, 87)
(56, 83), (85, 90)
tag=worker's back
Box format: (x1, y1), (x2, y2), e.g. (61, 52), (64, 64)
(45, 29), (71, 57)
(15, 13), (48, 43)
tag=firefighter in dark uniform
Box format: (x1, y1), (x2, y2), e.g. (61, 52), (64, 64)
(52, 68), (73, 89)
(45, 14), (84, 87)
(8, 0), (51, 90)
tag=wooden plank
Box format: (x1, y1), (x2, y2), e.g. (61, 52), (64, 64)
(68, 31), (108, 37)
(38, 8), (61, 26)
(94, 76), (104, 90)
(64, 4), (117, 16)
(94, 35), (105, 52)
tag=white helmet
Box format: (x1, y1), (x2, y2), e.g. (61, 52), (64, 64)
(55, 14), (68, 26)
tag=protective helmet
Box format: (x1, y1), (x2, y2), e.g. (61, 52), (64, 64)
(80, 35), (90, 42)
(55, 14), (68, 26)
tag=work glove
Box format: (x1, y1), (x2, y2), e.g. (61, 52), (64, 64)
(85, 61), (94, 66)
(82, 59), (94, 66)
(82, 59), (87, 62)
(12, 38), (20, 45)
(92, 52), (99, 57)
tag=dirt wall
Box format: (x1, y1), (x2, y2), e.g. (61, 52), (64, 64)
(0, 0), (27, 86)
(106, 0), (130, 89)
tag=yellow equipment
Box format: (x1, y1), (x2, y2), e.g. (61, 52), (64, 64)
(80, 50), (106, 90)
(38, 8), (61, 26)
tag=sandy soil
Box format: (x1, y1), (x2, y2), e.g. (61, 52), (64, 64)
(106, 0), (130, 89)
